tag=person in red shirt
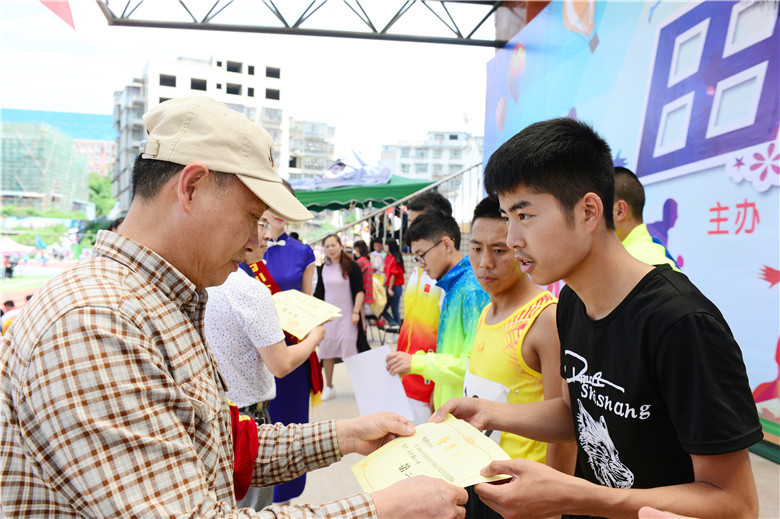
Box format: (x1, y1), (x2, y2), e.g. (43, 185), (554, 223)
(381, 238), (405, 327)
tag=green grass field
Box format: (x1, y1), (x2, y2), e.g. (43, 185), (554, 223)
(0, 275), (56, 298)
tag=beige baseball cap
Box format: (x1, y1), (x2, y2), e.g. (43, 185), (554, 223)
(140, 96), (312, 222)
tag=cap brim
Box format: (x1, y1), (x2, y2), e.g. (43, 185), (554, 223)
(236, 174), (313, 223)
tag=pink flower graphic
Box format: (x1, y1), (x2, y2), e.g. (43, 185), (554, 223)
(750, 142), (780, 181)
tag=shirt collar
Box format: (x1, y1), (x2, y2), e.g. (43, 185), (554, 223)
(434, 256), (471, 293)
(93, 230), (204, 314)
(622, 223), (650, 247)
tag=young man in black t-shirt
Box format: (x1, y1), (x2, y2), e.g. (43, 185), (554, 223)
(434, 118), (762, 519)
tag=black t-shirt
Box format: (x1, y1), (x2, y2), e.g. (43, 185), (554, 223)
(558, 265), (762, 492)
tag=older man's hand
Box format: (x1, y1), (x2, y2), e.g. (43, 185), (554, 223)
(335, 412), (415, 456)
(372, 476), (468, 519)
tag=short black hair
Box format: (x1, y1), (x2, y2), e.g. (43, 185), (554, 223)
(3, 300), (14, 308)
(484, 118), (615, 229)
(131, 157), (237, 201)
(614, 167), (645, 221)
(407, 191), (453, 216)
(405, 210), (461, 249)
(471, 196), (502, 224)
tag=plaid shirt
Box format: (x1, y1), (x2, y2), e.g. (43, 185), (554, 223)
(0, 231), (375, 518)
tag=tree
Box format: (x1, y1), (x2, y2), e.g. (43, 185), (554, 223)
(88, 172), (116, 217)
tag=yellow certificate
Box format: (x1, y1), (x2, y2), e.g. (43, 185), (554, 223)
(351, 414), (510, 492)
(272, 289), (342, 340)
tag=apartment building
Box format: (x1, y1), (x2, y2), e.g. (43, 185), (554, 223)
(379, 131), (483, 181)
(112, 56), (287, 211)
(287, 117), (336, 180)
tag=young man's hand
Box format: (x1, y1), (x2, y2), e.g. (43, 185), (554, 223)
(385, 351), (412, 376)
(474, 458), (573, 519)
(431, 397), (493, 431)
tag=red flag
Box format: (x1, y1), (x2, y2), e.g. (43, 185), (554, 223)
(40, 0), (75, 30)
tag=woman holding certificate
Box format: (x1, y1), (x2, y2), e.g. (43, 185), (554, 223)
(314, 234), (365, 401)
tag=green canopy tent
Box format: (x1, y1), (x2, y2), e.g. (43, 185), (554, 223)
(295, 175), (434, 212)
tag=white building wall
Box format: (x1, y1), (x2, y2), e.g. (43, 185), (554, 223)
(113, 56), (288, 212)
(379, 131), (483, 181)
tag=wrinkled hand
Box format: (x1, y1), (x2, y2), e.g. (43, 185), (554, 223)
(474, 458), (571, 519)
(304, 326), (326, 344)
(372, 476), (468, 519)
(430, 397), (491, 431)
(385, 351), (412, 376)
(336, 412), (415, 456)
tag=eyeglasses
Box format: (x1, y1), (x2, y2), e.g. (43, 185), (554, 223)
(413, 239), (443, 267)
(258, 221), (271, 234)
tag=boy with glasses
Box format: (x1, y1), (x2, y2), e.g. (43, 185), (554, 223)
(386, 210), (489, 410)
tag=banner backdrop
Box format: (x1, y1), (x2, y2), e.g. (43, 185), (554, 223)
(484, 0), (779, 456)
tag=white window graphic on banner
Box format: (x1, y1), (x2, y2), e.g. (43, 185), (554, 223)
(705, 61), (768, 139)
(653, 91), (695, 158)
(723, 1), (778, 58)
(668, 18), (709, 87)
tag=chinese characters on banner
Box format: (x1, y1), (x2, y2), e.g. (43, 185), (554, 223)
(708, 199), (761, 235)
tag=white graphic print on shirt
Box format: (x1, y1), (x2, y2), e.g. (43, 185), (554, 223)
(576, 400), (635, 488)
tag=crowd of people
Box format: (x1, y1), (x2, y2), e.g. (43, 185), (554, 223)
(0, 97), (763, 519)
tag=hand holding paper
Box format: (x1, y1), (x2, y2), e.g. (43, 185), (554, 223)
(272, 289), (341, 340)
(352, 414), (510, 492)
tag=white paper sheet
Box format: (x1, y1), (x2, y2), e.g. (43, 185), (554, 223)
(344, 345), (415, 422)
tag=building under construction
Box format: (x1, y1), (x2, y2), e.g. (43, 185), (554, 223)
(1, 122), (90, 212)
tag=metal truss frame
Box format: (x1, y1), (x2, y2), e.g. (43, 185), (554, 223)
(95, 0), (508, 48)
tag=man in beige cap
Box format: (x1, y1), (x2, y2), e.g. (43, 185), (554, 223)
(0, 97), (467, 518)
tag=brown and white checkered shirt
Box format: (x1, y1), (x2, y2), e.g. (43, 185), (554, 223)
(0, 231), (376, 518)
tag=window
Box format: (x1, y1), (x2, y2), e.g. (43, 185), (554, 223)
(248, 87), (254, 97)
(400, 148), (411, 158)
(449, 134), (458, 140)
(653, 91), (695, 157)
(266, 67), (281, 79)
(401, 164), (411, 173)
(227, 103), (245, 115)
(432, 149), (442, 159)
(705, 61), (768, 139)
(415, 163), (428, 174)
(289, 156), (299, 168)
(191, 78), (207, 91)
(227, 83), (242, 95)
(449, 164), (463, 173)
(159, 74), (176, 87)
(723, 1), (778, 58)
(415, 148), (427, 159)
(434, 133), (444, 140)
(265, 88), (280, 100)
(227, 61), (242, 73)
(262, 107), (282, 123)
(216, 83), (222, 89)
(158, 97), (171, 104)
(668, 19), (709, 87)
(131, 127), (144, 141)
(248, 65), (255, 75)
(433, 164), (443, 174)
(450, 149), (462, 159)
(216, 60), (222, 67)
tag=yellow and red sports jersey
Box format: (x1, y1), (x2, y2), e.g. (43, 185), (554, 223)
(464, 291), (556, 461)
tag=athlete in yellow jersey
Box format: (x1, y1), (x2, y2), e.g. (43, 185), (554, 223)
(462, 196), (576, 519)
